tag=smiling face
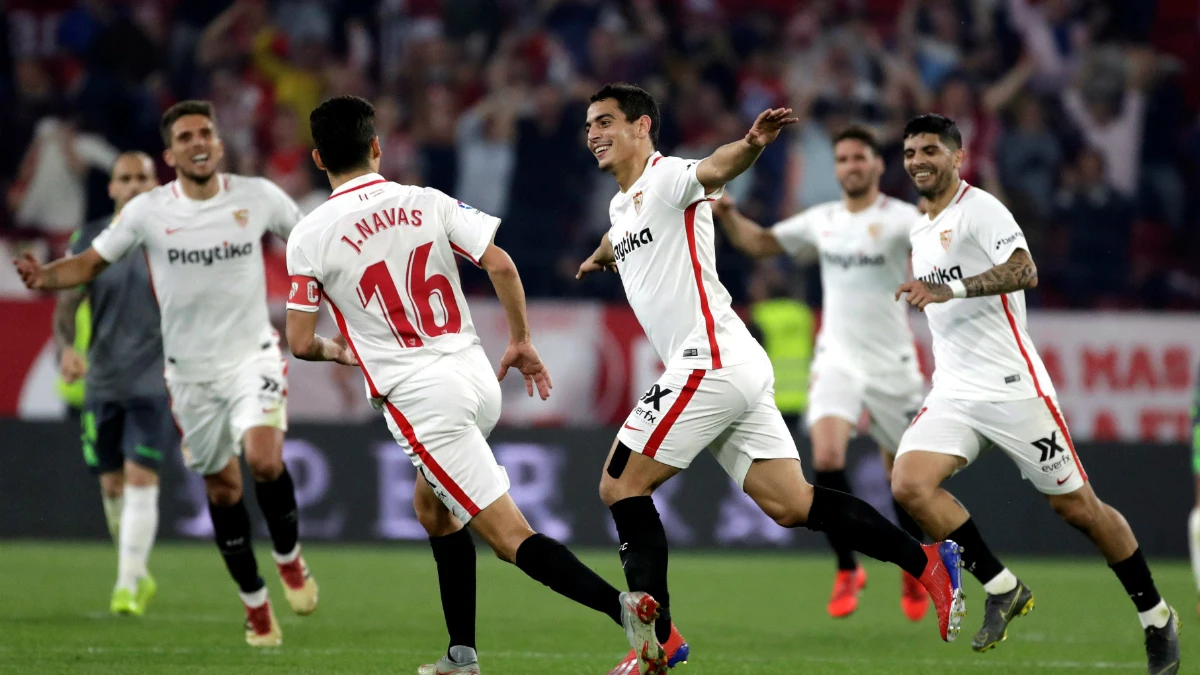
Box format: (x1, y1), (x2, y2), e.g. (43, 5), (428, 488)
(163, 114), (225, 184)
(903, 132), (963, 200)
(833, 138), (883, 199)
(584, 98), (652, 173)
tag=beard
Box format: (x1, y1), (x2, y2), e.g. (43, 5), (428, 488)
(178, 167), (216, 185)
(914, 169), (953, 200)
(843, 183), (871, 199)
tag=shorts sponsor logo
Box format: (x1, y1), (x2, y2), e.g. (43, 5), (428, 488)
(640, 384), (673, 412)
(1033, 431), (1074, 473)
(167, 241), (254, 265)
(613, 227), (654, 262)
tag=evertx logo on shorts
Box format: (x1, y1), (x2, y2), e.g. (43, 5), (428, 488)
(167, 241), (254, 265)
(613, 227), (654, 262)
(917, 265), (963, 285)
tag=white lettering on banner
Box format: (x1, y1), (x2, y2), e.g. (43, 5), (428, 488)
(494, 443), (572, 541)
(715, 484), (794, 546)
(285, 440), (345, 538)
(373, 443), (427, 540)
(607, 477), (694, 545)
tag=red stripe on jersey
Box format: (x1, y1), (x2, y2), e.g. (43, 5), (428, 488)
(449, 242), (481, 266)
(1042, 394), (1086, 482)
(684, 201), (721, 368)
(170, 182), (179, 199)
(329, 179), (388, 200)
(384, 400), (480, 516)
(955, 183), (972, 203)
(652, 156), (662, 166)
(222, 175), (230, 192)
(326, 295), (381, 399)
(643, 369), (705, 458)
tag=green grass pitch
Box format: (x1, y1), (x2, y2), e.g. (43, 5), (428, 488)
(0, 542), (1194, 674)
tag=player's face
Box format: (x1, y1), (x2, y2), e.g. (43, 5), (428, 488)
(164, 114), (225, 184)
(584, 99), (645, 172)
(833, 139), (882, 199)
(903, 133), (962, 200)
(108, 155), (157, 210)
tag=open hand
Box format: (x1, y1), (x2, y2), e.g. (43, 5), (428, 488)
(330, 333), (358, 366)
(895, 280), (953, 311)
(497, 341), (553, 400)
(745, 108), (800, 148)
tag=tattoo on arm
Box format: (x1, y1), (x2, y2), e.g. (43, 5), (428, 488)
(963, 249), (1038, 297)
(53, 287), (87, 349)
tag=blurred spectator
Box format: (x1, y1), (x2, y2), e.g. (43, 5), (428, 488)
(1054, 148), (1134, 307)
(454, 62), (519, 218)
(998, 95), (1062, 219)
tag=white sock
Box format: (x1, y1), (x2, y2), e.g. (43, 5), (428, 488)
(982, 568), (1019, 595)
(116, 485), (159, 592)
(1189, 507), (1200, 593)
(272, 544), (300, 566)
(239, 586), (269, 608)
(1138, 598), (1171, 629)
(101, 494), (123, 544)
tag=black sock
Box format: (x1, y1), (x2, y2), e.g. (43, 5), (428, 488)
(429, 528), (477, 651)
(1109, 548), (1163, 613)
(255, 468), (299, 556)
(514, 533), (622, 625)
(610, 496), (672, 644)
(208, 499), (264, 594)
(805, 486), (928, 579)
(893, 498), (926, 543)
(815, 470), (858, 570)
(946, 518), (1006, 586)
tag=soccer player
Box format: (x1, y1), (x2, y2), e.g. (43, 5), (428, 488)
(576, 83), (965, 675)
(53, 151), (168, 616)
(286, 95), (668, 675)
(14, 101), (317, 647)
(892, 113), (1180, 673)
(714, 124), (935, 619)
(1189, 366), (1200, 616)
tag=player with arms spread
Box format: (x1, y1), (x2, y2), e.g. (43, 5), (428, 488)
(577, 84), (966, 675)
(53, 151), (170, 617)
(286, 95), (670, 675)
(15, 101), (318, 646)
(892, 113), (1180, 674)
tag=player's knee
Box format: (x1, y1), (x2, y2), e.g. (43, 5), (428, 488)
(99, 473), (124, 499)
(890, 473), (931, 510)
(206, 483), (242, 506)
(413, 491), (457, 537)
(1050, 492), (1102, 531)
(811, 444), (846, 471)
(244, 452), (284, 482)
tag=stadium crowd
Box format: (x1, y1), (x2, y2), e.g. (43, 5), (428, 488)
(3, 0), (1200, 308)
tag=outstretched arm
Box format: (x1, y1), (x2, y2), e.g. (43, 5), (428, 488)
(480, 242), (552, 400)
(694, 108), (798, 194)
(13, 248), (108, 290)
(711, 196), (785, 259)
(896, 249), (1038, 310)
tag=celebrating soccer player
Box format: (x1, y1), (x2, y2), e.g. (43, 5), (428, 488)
(577, 83), (967, 675)
(15, 101), (317, 646)
(892, 113), (1180, 674)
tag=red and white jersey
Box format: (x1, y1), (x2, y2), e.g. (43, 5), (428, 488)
(910, 181), (1055, 401)
(773, 195), (921, 375)
(286, 173), (497, 401)
(91, 174), (303, 382)
(608, 152), (762, 370)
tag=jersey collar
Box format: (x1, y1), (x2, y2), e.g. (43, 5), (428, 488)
(329, 173), (387, 199)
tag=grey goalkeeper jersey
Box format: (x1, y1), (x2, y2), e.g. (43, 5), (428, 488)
(71, 215), (166, 401)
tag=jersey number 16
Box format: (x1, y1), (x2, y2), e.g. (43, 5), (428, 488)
(357, 242), (461, 348)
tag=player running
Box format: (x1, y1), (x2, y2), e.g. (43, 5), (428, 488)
(53, 151), (170, 616)
(577, 83), (965, 675)
(15, 101), (318, 646)
(714, 124), (934, 619)
(893, 113), (1180, 674)
(286, 95), (668, 675)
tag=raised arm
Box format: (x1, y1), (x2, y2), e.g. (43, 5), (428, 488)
(479, 242), (551, 400)
(694, 108), (798, 194)
(896, 249), (1038, 310)
(711, 197), (785, 259)
(14, 248), (109, 290)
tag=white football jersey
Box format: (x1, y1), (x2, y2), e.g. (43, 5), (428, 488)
(608, 152), (762, 370)
(286, 173), (496, 401)
(910, 181), (1054, 401)
(91, 174), (303, 382)
(773, 195), (921, 375)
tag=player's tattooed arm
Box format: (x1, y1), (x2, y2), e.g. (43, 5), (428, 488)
(52, 287), (87, 350)
(695, 108), (799, 193)
(962, 248), (1038, 297)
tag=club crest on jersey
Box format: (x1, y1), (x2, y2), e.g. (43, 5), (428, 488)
(632, 191), (644, 214)
(939, 229), (953, 251)
(867, 223), (881, 239)
(233, 208), (249, 227)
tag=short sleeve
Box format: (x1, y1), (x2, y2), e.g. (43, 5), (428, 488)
(967, 200), (1028, 266)
(91, 197), (146, 262)
(650, 156), (724, 210)
(258, 178), (305, 239)
(436, 190), (500, 266)
(771, 210), (815, 257)
(285, 237), (322, 313)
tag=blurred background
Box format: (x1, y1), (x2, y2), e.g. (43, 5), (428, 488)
(2, 0), (1198, 554)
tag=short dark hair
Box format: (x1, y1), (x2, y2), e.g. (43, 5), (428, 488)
(590, 83), (661, 147)
(902, 114), (962, 150)
(160, 100), (216, 146)
(832, 124), (882, 156)
(310, 95), (376, 175)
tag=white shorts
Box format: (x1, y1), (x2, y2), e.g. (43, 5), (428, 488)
(896, 393), (1087, 495)
(616, 357), (800, 487)
(379, 345), (507, 524)
(805, 357), (925, 452)
(169, 350), (289, 476)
